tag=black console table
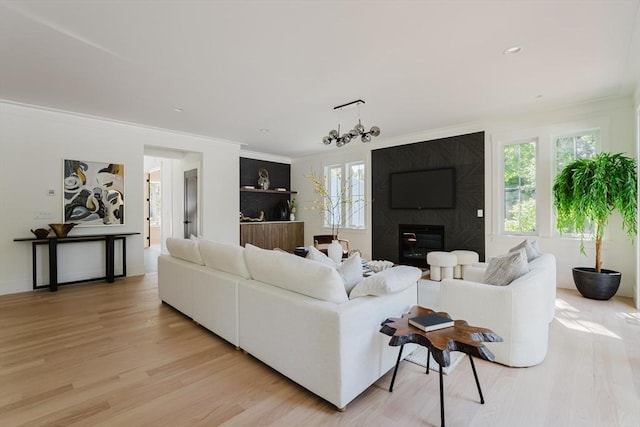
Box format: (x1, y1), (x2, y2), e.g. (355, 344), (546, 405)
(14, 232), (140, 291)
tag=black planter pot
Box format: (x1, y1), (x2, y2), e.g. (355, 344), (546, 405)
(572, 267), (621, 300)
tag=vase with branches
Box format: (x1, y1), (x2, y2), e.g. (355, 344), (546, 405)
(306, 171), (365, 239)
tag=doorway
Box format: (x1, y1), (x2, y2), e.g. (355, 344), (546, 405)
(184, 168), (198, 238)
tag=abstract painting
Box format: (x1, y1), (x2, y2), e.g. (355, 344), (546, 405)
(63, 159), (125, 226)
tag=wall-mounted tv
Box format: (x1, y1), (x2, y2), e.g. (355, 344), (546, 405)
(390, 167), (456, 209)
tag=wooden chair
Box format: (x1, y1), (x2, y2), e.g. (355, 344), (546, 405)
(313, 235), (350, 259)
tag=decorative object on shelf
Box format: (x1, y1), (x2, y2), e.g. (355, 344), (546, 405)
(327, 240), (344, 264)
(288, 198), (297, 221)
(63, 159), (125, 226)
(239, 211), (265, 222)
(367, 260), (394, 273)
(553, 152), (637, 300)
(49, 223), (76, 237)
(274, 200), (290, 221)
(30, 228), (51, 239)
(257, 168), (270, 190)
(322, 99), (380, 147)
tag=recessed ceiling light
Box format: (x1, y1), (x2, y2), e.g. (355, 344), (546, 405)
(173, 107), (184, 113)
(503, 46), (523, 56)
(259, 128), (270, 133)
(534, 94), (543, 99)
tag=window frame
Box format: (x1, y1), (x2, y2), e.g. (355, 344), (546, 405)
(500, 137), (539, 236)
(322, 161), (366, 231)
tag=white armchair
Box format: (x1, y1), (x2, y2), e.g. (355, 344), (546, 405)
(439, 253), (556, 367)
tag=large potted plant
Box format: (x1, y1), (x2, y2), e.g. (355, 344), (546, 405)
(552, 152), (637, 300)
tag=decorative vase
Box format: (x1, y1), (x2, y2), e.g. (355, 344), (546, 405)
(290, 213), (295, 221)
(327, 240), (343, 264)
(257, 168), (270, 190)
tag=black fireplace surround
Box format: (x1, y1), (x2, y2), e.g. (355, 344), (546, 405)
(399, 224), (444, 268)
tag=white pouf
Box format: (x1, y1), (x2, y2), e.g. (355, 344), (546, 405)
(426, 251), (457, 281)
(451, 250), (480, 279)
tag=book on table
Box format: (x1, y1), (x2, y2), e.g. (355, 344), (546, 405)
(408, 313), (454, 332)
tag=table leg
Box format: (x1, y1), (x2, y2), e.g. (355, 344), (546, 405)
(468, 355), (485, 404)
(426, 348), (431, 374)
(439, 363), (445, 427)
(388, 344), (404, 392)
(105, 236), (115, 283)
(48, 238), (58, 292)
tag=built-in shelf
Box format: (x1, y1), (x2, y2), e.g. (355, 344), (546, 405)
(240, 188), (297, 194)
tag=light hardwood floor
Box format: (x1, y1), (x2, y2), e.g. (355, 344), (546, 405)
(1, 274), (638, 426)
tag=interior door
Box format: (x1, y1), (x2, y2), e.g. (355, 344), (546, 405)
(144, 173), (150, 248)
(184, 168), (198, 238)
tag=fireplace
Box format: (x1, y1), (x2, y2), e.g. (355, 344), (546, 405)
(399, 224), (444, 268)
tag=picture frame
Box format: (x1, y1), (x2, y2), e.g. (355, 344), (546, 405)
(63, 159), (125, 226)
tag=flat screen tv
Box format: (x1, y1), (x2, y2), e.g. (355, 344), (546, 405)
(390, 168), (455, 209)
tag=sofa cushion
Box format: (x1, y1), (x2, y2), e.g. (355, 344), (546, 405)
(199, 239), (251, 279)
(349, 265), (422, 299)
(166, 237), (204, 265)
(509, 239), (539, 262)
(244, 244), (348, 304)
(483, 248), (529, 286)
(337, 253), (363, 294)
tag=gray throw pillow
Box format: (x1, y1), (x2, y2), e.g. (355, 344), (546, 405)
(509, 239), (539, 261)
(483, 249), (529, 286)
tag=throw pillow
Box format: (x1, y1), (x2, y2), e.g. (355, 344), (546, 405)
(483, 249), (529, 286)
(349, 265), (422, 299)
(530, 240), (543, 258)
(166, 237), (204, 265)
(244, 244), (348, 304)
(337, 253), (363, 294)
(198, 239), (251, 279)
(306, 245), (338, 267)
(509, 239), (539, 262)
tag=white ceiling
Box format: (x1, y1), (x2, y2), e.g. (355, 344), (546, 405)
(1, 0), (639, 158)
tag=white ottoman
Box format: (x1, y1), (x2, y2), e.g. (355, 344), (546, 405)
(426, 251), (457, 281)
(451, 250), (480, 279)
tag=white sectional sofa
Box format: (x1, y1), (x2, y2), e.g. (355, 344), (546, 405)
(439, 252), (556, 367)
(158, 238), (422, 410)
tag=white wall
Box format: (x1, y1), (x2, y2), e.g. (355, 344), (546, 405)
(0, 102), (240, 295)
(292, 95), (638, 297)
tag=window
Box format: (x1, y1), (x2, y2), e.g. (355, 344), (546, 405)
(554, 129), (599, 235)
(503, 139), (537, 234)
(555, 130), (599, 173)
(324, 161), (366, 230)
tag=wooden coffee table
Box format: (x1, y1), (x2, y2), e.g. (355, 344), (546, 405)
(380, 306), (502, 427)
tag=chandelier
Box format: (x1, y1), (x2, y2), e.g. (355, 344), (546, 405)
(322, 99), (380, 147)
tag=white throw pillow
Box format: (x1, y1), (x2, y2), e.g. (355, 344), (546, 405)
(337, 253), (363, 294)
(530, 240), (543, 258)
(198, 239), (251, 279)
(306, 245), (338, 267)
(483, 249), (529, 286)
(166, 237), (204, 265)
(244, 244), (348, 304)
(349, 265), (422, 299)
(509, 239), (539, 262)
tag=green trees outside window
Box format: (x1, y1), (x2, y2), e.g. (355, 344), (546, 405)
(503, 140), (536, 233)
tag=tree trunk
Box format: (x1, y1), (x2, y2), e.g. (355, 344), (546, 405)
(594, 220), (604, 273)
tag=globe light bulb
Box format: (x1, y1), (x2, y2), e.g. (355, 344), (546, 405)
(323, 136), (332, 145)
(354, 123), (365, 135)
(361, 134), (372, 143)
(336, 139), (345, 147)
(349, 129), (359, 138)
(341, 134), (352, 143)
(370, 126), (380, 137)
(328, 129), (338, 139)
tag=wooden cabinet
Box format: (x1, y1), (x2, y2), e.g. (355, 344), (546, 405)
(240, 222), (304, 252)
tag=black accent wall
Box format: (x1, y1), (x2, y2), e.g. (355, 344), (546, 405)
(372, 131), (485, 263)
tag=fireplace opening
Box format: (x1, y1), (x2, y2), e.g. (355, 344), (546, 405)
(399, 224), (444, 268)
